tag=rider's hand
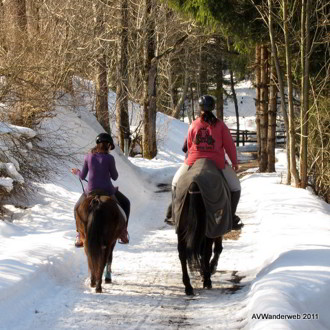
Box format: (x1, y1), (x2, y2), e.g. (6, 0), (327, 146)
(71, 168), (79, 175)
(232, 164), (239, 172)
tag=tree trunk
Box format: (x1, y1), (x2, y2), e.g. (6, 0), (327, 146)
(4, 0), (27, 51)
(255, 44), (261, 159)
(268, 0), (291, 183)
(95, 54), (110, 133)
(299, 0), (310, 188)
(168, 58), (176, 111)
(116, 0), (129, 151)
(190, 83), (195, 122)
(229, 69), (239, 146)
(3, 0), (28, 125)
(199, 42), (208, 96)
(142, 0), (157, 159)
(172, 50), (190, 118)
(283, 0), (300, 186)
(215, 57), (224, 120)
(267, 54), (277, 172)
(26, 0), (39, 39)
(259, 44), (269, 172)
(0, 2), (4, 48)
(94, 1), (110, 133)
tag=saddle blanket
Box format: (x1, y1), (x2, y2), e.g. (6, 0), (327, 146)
(174, 158), (232, 238)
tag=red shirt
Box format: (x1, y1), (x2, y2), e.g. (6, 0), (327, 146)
(184, 117), (237, 169)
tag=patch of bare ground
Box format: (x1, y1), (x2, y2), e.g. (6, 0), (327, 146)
(224, 230), (241, 240)
(237, 152), (259, 178)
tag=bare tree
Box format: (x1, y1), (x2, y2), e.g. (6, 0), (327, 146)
(199, 40), (208, 96)
(299, 0), (311, 188)
(215, 56), (224, 120)
(116, 0), (129, 150)
(142, 0), (157, 159)
(255, 44), (261, 160)
(171, 49), (190, 118)
(259, 44), (269, 172)
(283, 0), (300, 186)
(94, 0), (110, 133)
(266, 0), (291, 181)
(267, 53), (277, 172)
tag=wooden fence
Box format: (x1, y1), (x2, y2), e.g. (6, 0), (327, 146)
(230, 129), (286, 147)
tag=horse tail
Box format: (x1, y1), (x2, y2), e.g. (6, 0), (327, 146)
(87, 196), (106, 269)
(185, 182), (206, 271)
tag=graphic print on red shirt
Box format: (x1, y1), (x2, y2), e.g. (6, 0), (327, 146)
(194, 127), (215, 151)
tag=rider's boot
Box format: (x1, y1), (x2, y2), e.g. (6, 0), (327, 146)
(75, 232), (84, 247)
(231, 190), (244, 230)
(164, 187), (176, 225)
(118, 226), (130, 244)
(164, 202), (174, 225)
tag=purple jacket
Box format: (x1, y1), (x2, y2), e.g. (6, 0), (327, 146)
(78, 152), (118, 195)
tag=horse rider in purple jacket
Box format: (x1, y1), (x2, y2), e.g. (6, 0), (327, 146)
(71, 133), (130, 247)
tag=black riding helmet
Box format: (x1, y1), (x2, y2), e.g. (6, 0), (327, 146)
(95, 133), (115, 150)
(198, 95), (215, 112)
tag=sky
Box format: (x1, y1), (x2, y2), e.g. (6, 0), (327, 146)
(0, 80), (330, 330)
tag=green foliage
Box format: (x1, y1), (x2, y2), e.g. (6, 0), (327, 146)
(167, 0), (267, 43)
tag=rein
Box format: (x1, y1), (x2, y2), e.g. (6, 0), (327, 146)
(79, 178), (88, 194)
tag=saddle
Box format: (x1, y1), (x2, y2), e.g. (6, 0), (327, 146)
(88, 190), (127, 223)
(173, 158), (232, 238)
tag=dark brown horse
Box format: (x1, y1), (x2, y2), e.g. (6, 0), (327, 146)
(76, 195), (126, 293)
(177, 182), (223, 295)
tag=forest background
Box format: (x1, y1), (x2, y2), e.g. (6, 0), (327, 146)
(0, 0), (329, 206)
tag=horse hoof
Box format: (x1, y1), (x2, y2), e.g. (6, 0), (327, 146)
(203, 281), (212, 289)
(91, 281), (96, 288)
(96, 287), (102, 293)
(210, 262), (218, 274)
(104, 270), (112, 283)
(185, 287), (194, 296)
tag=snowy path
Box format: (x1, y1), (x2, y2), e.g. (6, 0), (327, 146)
(0, 177), (253, 330)
(7, 226), (250, 330)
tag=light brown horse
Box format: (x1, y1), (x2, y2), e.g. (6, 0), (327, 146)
(76, 195), (126, 293)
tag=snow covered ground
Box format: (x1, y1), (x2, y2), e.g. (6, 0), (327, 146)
(0, 81), (330, 330)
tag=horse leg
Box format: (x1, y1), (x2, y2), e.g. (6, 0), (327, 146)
(95, 252), (106, 293)
(87, 255), (96, 288)
(85, 245), (96, 288)
(203, 238), (213, 289)
(210, 237), (223, 274)
(104, 243), (115, 284)
(178, 236), (194, 295)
